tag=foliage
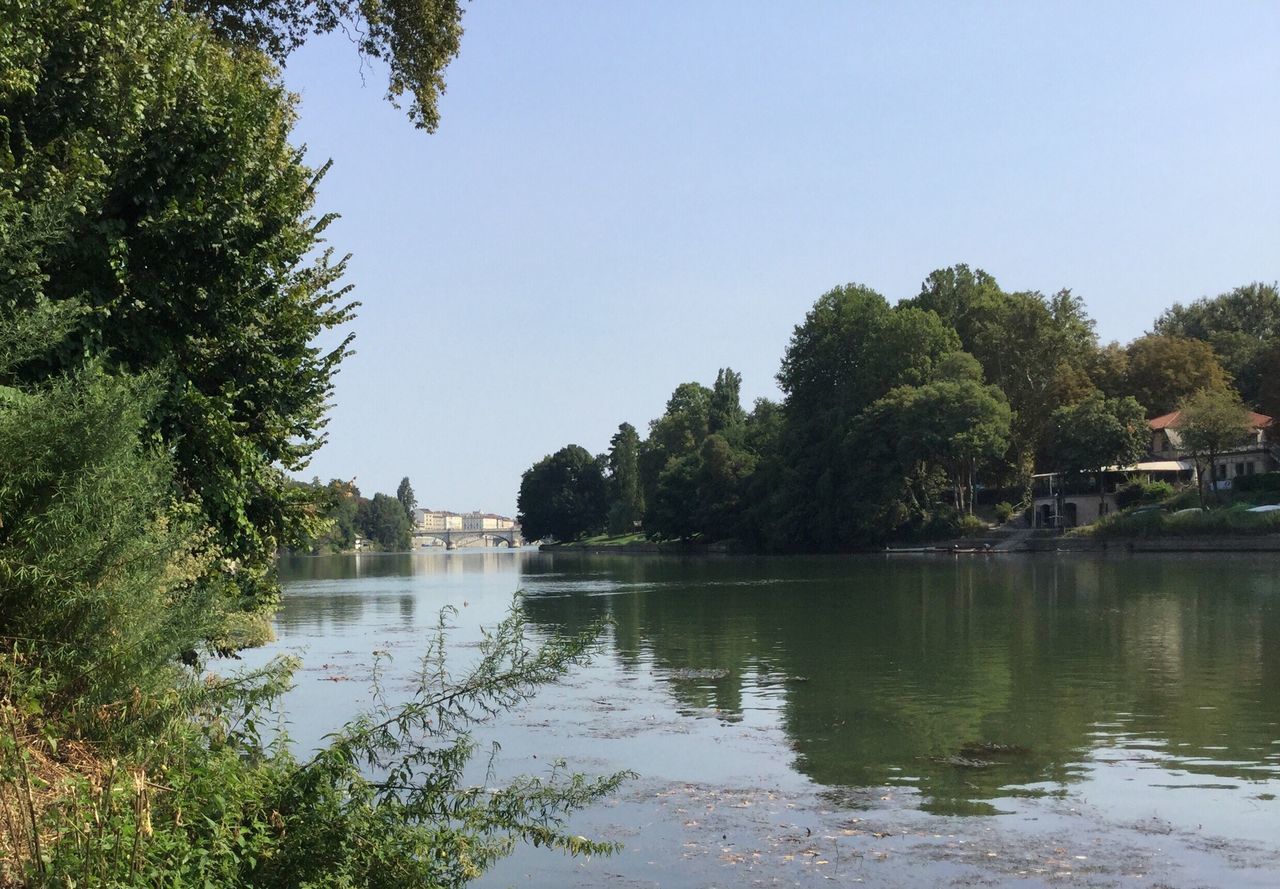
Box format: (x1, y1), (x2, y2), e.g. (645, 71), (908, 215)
(517, 445), (608, 542)
(1086, 504), (1280, 539)
(884, 373), (1012, 515)
(1155, 282), (1280, 404)
(3, 604), (628, 887)
(605, 423), (644, 536)
(1177, 386), (1254, 507)
(1114, 479), (1175, 510)
(1123, 334), (1230, 416)
(1047, 393), (1148, 481)
(994, 501), (1015, 523)
(908, 268), (1098, 471)
(774, 284), (959, 549)
(360, 492), (413, 549)
(3, 0), (356, 611)
(187, 0), (466, 131)
(517, 267), (1276, 551)
(708, 368), (746, 435)
(0, 366), (224, 722)
(1231, 471), (1280, 494)
(396, 476), (417, 518)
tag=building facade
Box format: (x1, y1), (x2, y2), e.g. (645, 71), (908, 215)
(1031, 409), (1276, 528)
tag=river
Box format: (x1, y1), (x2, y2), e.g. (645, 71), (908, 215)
(244, 550), (1280, 887)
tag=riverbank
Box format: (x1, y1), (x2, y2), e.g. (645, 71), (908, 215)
(545, 532), (1280, 556)
(540, 538), (735, 556)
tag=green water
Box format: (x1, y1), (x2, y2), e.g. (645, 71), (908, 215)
(255, 551), (1280, 886)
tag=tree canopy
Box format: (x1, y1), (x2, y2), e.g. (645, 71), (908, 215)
(397, 476), (417, 517)
(1123, 334), (1230, 416)
(1176, 386), (1254, 506)
(1154, 282), (1280, 405)
(4, 0), (356, 608)
(516, 268), (1279, 551)
(187, 0), (466, 130)
(517, 445), (608, 542)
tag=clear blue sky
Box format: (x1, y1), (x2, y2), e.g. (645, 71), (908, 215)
(281, 1), (1279, 515)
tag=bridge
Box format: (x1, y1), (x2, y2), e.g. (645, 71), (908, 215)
(411, 527), (522, 550)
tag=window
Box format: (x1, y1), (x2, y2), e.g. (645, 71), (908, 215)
(1247, 462), (1256, 475)
(1235, 462), (1246, 477)
(1216, 463), (1227, 481)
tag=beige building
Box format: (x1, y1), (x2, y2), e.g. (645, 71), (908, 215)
(414, 509), (516, 533)
(461, 511), (517, 531)
(1031, 409), (1276, 528)
(1149, 409), (1277, 484)
(412, 509), (463, 531)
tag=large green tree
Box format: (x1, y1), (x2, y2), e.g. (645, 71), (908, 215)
(908, 267), (1099, 475)
(708, 367), (746, 435)
(396, 476), (417, 518)
(1155, 282), (1280, 405)
(359, 491), (412, 549)
(605, 422), (644, 535)
(1047, 392), (1148, 515)
(775, 284), (959, 548)
(3, 0), (360, 608)
(1123, 334), (1230, 416)
(517, 445), (608, 542)
(1177, 386), (1254, 507)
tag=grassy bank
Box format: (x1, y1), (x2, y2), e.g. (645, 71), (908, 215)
(542, 532), (650, 549)
(1078, 504), (1280, 539)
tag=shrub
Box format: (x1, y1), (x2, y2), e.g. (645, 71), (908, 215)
(1231, 472), (1280, 494)
(994, 501), (1015, 523)
(1085, 504), (1280, 539)
(1114, 479), (1175, 510)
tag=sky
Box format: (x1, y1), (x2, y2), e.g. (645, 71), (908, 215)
(280, 1), (1280, 516)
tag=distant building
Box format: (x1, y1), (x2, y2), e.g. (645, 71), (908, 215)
(1148, 409), (1277, 484)
(412, 508), (463, 531)
(413, 508), (517, 534)
(461, 511), (516, 531)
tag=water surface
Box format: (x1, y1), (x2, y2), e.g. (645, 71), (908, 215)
(247, 551), (1280, 886)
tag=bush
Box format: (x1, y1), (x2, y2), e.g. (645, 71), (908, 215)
(1085, 504), (1280, 539)
(1231, 472), (1280, 493)
(994, 501), (1015, 523)
(1114, 479), (1176, 510)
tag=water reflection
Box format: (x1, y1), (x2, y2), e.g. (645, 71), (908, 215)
(517, 554), (1280, 816)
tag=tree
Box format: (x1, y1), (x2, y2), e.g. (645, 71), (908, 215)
(1255, 342), (1280, 421)
(639, 381), (714, 519)
(1155, 282), (1280, 404)
(1047, 393), (1149, 516)
(708, 367), (746, 435)
(1088, 341), (1130, 398)
(775, 284), (959, 548)
(908, 263), (1002, 346)
(397, 476), (417, 518)
(5, 0), (356, 610)
(517, 445), (608, 542)
(360, 492), (413, 549)
(188, 0), (466, 131)
(906, 377), (1012, 515)
(1177, 387), (1254, 507)
(1123, 335), (1230, 416)
(605, 423), (644, 535)
(908, 268), (1099, 474)
(968, 290), (1097, 474)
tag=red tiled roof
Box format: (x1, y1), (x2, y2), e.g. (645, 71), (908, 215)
(1148, 409), (1272, 430)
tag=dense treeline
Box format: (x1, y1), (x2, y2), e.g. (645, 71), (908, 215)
(519, 269), (1279, 548)
(1, 0), (621, 884)
(287, 476), (417, 552)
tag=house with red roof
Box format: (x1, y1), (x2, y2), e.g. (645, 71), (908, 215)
(1031, 409), (1276, 528)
